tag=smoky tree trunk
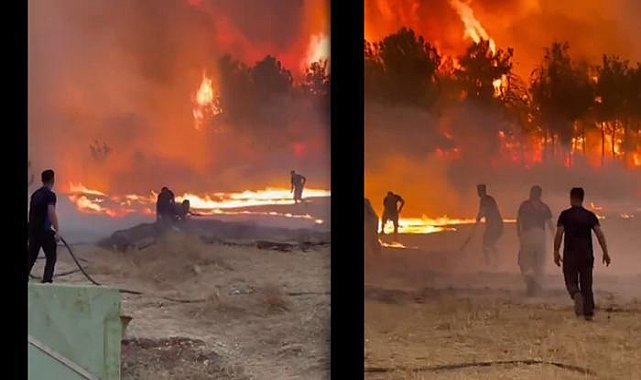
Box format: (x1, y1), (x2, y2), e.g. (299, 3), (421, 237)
(611, 121), (616, 160)
(600, 123), (605, 166)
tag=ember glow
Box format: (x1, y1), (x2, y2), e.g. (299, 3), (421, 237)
(380, 216), (476, 235)
(66, 183), (330, 222)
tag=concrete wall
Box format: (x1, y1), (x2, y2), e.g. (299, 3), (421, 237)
(28, 284), (122, 380)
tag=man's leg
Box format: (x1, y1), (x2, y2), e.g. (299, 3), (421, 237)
(579, 257), (595, 317)
(27, 235), (42, 281)
(380, 213), (389, 234)
(41, 233), (57, 283)
(392, 215), (399, 235)
(563, 257), (582, 316)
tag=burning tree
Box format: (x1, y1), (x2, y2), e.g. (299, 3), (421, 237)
(365, 28), (441, 107)
(455, 40), (513, 104)
(530, 42), (594, 163)
(595, 56), (639, 166)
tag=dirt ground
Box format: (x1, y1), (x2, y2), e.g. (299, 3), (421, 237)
(33, 231), (330, 380)
(366, 220), (641, 380)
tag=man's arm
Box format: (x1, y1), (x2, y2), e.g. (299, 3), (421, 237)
(397, 197), (405, 213)
(301, 176), (306, 186)
(553, 226), (564, 266)
(291, 177), (294, 192)
(546, 218), (555, 234)
(476, 200), (485, 225)
(516, 204), (523, 237)
(593, 225), (611, 266)
(48, 204), (60, 238)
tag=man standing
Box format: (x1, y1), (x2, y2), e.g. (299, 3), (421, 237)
(380, 191), (405, 235)
(554, 187), (611, 321)
(474, 184), (503, 265)
(290, 170), (307, 203)
(27, 169), (60, 283)
(517, 185), (554, 296)
(156, 187), (176, 227)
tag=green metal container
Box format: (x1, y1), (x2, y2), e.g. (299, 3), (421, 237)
(28, 284), (122, 380)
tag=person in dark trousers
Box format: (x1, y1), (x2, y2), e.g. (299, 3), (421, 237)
(474, 184), (504, 265)
(554, 187), (611, 321)
(517, 185), (554, 296)
(290, 170), (307, 203)
(156, 187), (176, 227)
(27, 169), (60, 283)
(380, 191), (405, 235)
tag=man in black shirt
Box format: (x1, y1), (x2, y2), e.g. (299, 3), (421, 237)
(290, 170), (307, 203)
(554, 187), (611, 320)
(380, 191), (405, 235)
(156, 187), (176, 227)
(517, 185), (554, 296)
(27, 169), (60, 283)
(474, 184), (504, 265)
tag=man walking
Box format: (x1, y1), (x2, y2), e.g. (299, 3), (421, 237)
(517, 185), (554, 296)
(27, 169), (60, 283)
(474, 184), (504, 265)
(290, 170), (307, 203)
(554, 187), (611, 320)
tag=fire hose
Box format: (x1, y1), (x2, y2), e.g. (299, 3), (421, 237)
(31, 235), (329, 302)
(29, 235), (206, 303)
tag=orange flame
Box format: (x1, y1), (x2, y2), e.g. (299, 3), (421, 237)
(192, 71), (222, 130)
(448, 0), (504, 96)
(304, 33), (330, 69)
(65, 183), (329, 223)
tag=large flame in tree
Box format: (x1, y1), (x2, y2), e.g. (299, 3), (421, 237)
(66, 183), (329, 224)
(448, 0), (504, 96)
(192, 71), (222, 130)
(304, 33), (330, 69)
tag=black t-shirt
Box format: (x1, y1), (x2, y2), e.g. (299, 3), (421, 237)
(291, 174), (305, 188)
(29, 186), (57, 234)
(518, 200), (552, 231)
(383, 194), (403, 214)
(479, 195), (503, 227)
(557, 206), (600, 257)
(156, 190), (174, 214)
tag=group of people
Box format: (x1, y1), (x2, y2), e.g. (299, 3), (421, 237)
(155, 187), (200, 227)
(27, 168), (309, 284)
(377, 184), (611, 320)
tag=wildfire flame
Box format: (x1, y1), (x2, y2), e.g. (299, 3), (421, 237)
(192, 71), (222, 130)
(66, 183), (329, 222)
(304, 33), (330, 69)
(448, 0), (504, 96)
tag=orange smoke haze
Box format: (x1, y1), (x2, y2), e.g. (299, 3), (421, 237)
(29, 0), (330, 205)
(365, 1), (641, 221)
(365, 0), (641, 79)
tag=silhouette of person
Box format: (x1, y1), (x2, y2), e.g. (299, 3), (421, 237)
(475, 184), (504, 265)
(380, 191), (405, 235)
(517, 185), (554, 296)
(156, 187), (176, 227)
(290, 170), (307, 203)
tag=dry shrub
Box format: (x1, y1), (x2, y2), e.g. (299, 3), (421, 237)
(260, 283), (290, 313)
(106, 231), (233, 285)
